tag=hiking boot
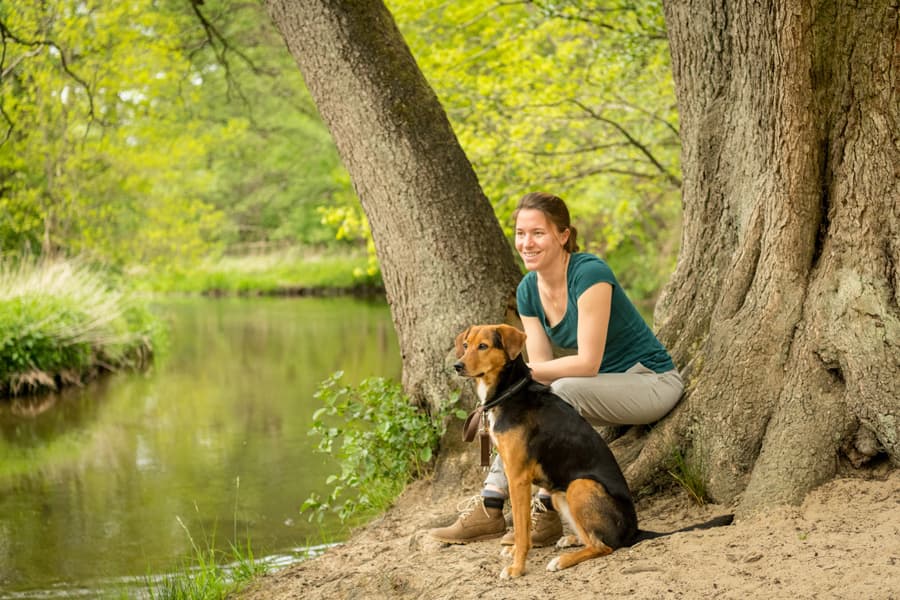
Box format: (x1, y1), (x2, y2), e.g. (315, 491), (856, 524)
(428, 495), (506, 544)
(500, 505), (563, 547)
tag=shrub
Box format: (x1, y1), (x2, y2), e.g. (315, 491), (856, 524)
(0, 258), (162, 396)
(301, 372), (462, 524)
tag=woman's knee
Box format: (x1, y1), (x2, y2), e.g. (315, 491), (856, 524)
(549, 377), (579, 404)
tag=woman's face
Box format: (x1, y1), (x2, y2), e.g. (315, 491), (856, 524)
(514, 208), (569, 272)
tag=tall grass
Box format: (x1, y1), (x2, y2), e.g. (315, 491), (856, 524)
(143, 517), (267, 600)
(668, 447), (709, 506)
(0, 258), (162, 396)
(144, 479), (268, 600)
(138, 247), (382, 295)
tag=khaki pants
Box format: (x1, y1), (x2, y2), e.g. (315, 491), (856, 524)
(483, 363), (683, 492)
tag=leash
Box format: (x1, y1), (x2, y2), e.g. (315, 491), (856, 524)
(461, 377), (530, 466)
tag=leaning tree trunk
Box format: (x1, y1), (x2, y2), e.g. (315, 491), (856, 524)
(262, 0), (522, 481)
(631, 0), (899, 513)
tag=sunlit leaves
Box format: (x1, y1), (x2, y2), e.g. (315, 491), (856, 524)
(0, 0), (223, 266)
(389, 0), (681, 300)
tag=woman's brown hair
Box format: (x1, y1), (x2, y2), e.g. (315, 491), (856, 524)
(513, 192), (580, 253)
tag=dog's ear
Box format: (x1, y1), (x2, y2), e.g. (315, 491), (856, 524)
(497, 325), (527, 360)
(454, 326), (471, 358)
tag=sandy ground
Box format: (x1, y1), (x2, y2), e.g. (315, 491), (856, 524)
(239, 468), (900, 600)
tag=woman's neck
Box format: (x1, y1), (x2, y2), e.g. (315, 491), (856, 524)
(537, 251), (570, 289)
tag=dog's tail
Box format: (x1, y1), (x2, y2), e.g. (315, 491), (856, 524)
(633, 513), (734, 543)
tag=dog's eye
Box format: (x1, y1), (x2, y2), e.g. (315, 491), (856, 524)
(478, 343), (488, 350)
(462, 342), (468, 350)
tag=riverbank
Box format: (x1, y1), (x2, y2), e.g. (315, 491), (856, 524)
(0, 251), (382, 400)
(137, 248), (382, 297)
(240, 466), (900, 599)
(0, 259), (161, 398)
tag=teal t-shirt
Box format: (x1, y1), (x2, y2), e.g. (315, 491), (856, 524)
(516, 253), (675, 374)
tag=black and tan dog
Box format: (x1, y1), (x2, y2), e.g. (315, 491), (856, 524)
(454, 324), (733, 578)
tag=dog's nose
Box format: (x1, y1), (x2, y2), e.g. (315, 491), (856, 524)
(453, 361), (464, 373)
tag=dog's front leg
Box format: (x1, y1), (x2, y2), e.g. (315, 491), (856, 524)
(501, 474), (532, 578)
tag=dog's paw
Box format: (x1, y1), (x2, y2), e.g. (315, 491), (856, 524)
(501, 565), (525, 579)
(500, 545), (514, 558)
(546, 557), (562, 572)
(555, 534), (583, 549)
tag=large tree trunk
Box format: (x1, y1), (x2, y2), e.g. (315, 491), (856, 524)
(262, 0), (522, 487)
(631, 0), (900, 513)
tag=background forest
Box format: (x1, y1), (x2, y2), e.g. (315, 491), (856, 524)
(1, 0), (681, 304)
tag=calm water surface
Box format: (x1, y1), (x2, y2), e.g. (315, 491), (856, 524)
(0, 296), (399, 598)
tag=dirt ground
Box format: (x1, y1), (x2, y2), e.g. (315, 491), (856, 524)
(239, 467), (900, 600)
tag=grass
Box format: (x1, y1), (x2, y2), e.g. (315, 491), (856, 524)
(668, 447), (709, 506)
(144, 479), (269, 600)
(137, 247), (382, 295)
(143, 517), (267, 600)
(0, 258), (163, 397)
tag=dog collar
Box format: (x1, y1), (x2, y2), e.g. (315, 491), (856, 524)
(462, 376), (530, 449)
(481, 376), (530, 411)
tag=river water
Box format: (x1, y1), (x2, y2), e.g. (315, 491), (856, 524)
(0, 296), (400, 598)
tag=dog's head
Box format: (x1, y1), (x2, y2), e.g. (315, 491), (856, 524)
(453, 325), (527, 384)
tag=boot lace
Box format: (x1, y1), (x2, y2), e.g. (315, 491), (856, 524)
(456, 494), (488, 520)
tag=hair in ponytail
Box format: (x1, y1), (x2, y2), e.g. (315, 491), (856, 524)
(513, 192), (580, 253)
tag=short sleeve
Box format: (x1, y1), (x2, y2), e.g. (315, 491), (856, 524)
(570, 255), (615, 299)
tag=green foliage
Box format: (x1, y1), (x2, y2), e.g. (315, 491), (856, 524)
(668, 447), (709, 506)
(0, 0), (226, 267)
(389, 0), (681, 302)
(137, 249), (381, 295)
(0, 258), (163, 395)
(144, 514), (267, 600)
(0, 0), (355, 271)
(301, 372), (461, 524)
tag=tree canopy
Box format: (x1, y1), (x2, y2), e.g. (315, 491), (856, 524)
(0, 0), (353, 267)
(1, 0), (684, 304)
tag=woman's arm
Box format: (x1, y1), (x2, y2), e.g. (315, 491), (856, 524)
(520, 315), (554, 363)
(527, 282), (612, 384)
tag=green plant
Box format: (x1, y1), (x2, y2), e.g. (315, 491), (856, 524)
(301, 372), (462, 524)
(145, 479), (267, 600)
(667, 448), (708, 506)
(0, 258), (163, 395)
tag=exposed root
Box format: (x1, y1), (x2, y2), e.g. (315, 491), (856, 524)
(622, 408), (689, 494)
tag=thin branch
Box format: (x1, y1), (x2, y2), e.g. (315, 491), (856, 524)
(545, 163), (663, 185)
(0, 18), (96, 124)
(520, 141), (634, 157)
(570, 98), (682, 188)
(613, 93), (680, 139)
(527, 0), (667, 40)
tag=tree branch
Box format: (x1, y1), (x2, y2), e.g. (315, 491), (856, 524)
(571, 98), (682, 188)
(0, 17), (96, 143)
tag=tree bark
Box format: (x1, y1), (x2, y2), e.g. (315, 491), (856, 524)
(262, 0), (522, 488)
(639, 0), (900, 513)
(264, 0), (898, 513)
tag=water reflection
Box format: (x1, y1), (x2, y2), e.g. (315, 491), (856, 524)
(0, 296), (400, 598)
